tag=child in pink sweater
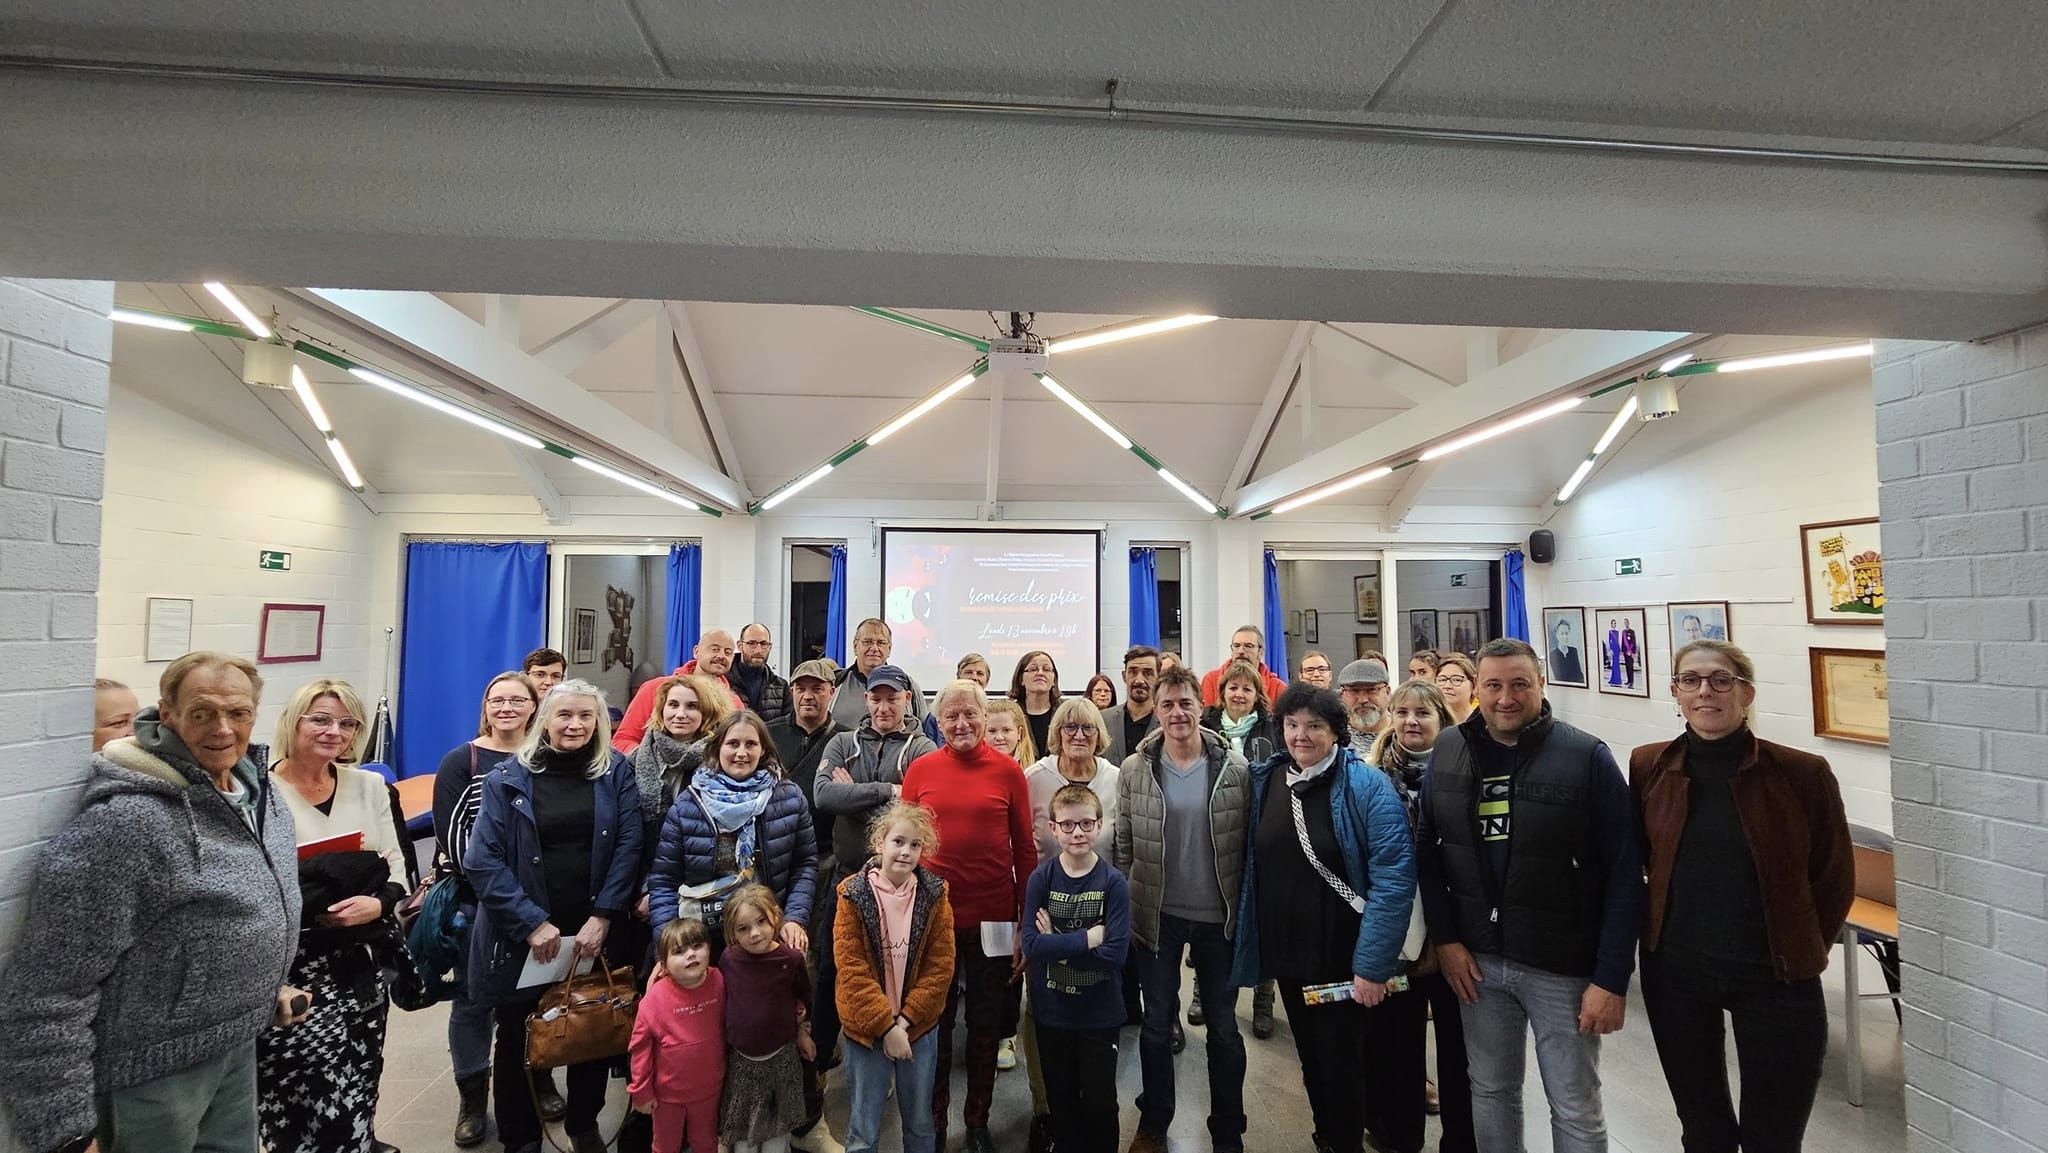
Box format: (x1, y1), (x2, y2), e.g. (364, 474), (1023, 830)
(630, 918), (726, 1153)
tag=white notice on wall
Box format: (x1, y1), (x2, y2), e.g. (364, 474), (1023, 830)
(145, 597), (194, 663)
(260, 607), (324, 662)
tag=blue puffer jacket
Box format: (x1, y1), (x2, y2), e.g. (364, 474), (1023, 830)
(464, 749), (644, 1006)
(1230, 744), (1417, 985)
(648, 775), (818, 933)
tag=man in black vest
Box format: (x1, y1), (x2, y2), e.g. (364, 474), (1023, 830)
(1416, 638), (1642, 1153)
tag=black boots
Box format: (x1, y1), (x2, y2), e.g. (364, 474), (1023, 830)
(453, 1071), (489, 1147)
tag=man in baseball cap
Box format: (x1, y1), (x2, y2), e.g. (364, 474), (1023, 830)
(1338, 658), (1393, 743)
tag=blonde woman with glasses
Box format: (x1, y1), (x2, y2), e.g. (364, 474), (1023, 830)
(260, 678), (410, 1153)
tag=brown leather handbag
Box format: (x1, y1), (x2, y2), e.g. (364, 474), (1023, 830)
(524, 963), (639, 1070)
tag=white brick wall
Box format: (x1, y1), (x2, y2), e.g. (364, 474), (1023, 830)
(0, 278), (111, 1153)
(1877, 327), (2048, 1153)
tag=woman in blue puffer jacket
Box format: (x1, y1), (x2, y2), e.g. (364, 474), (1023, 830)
(647, 708), (819, 956)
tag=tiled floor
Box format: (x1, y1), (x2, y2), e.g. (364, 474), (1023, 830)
(373, 949), (1906, 1152)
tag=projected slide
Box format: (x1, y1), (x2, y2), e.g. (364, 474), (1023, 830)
(880, 528), (1101, 696)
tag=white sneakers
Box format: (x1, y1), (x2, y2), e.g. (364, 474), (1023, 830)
(996, 1037), (1018, 1071)
(790, 1118), (847, 1153)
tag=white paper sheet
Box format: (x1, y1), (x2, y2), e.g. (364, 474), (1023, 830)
(516, 948), (595, 990)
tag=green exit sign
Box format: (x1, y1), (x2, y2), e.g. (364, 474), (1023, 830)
(259, 550), (292, 571)
(1615, 557), (1643, 576)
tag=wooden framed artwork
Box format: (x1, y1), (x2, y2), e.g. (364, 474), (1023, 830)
(1446, 611), (1482, 656)
(1409, 610), (1439, 653)
(1354, 573), (1380, 624)
(1303, 609), (1320, 644)
(1668, 601), (1732, 645)
(257, 602), (325, 664)
(1593, 607), (1651, 698)
(1541, 606), (1590, 688)
(1799, 517), (1884, 625)
(1354, 635), (1380, 661)
(1810, 647), (1889, 745)
(572, 607), (598, 664)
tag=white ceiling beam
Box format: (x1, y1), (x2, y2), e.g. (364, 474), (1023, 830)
(1466, 329), (1499, 379)
(1233, 328), (1690, 515)
(1318, 322), (1456, 404)
(291, 288), (746, 510)
(483, 294), (520, 341)
(1299, 344), (1317, 453)
(652, 309), (677, 443)
(1381, 460), (1442, 531)
(1224, 321), (1315, 499)
(663, 302), (750, 497)
(529, 298), (663, 374)
(506, 445), (573, 525)
(984, 370), (1005, 519)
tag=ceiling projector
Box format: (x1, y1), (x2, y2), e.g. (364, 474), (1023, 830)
(987, 334), (1048, 374)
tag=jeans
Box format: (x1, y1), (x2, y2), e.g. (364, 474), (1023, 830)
(98, 1038), (259, 1153)
(843, 1029), (939, 1153)
(1136, 914), (1246, 1147)
(448, 989), (496, 1080)
(1641, 953), (1827, 1153)
(934, 927), (1011, 1132)
(494, 998), (610, 1147)
(1278, 980), (1367, 1153)
(1460, 953), (1607, 1153)
(1037, 1024), (1121, 1153)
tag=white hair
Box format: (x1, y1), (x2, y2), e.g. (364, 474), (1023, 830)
(517, 678), (614, 780)
(933, 678), (988, 714)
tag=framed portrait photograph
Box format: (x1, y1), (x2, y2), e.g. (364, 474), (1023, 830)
(1542, 606), (1590, 687)
(1799, 517), (1884, 625)
(572, 607), (598, 664)
(1810, 647), (1889, 745)
(1303, 609), (1320, 644)
(1446, 611), (1482, 657)
(1409, 610), (1439, 653)
(1668, 601), (1732, 645)
(1354, 573), (1380, 624)
(1593, 607), (1652, 698)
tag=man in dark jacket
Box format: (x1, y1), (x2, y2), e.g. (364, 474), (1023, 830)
(733, 622), (792, 722)
(0, 652), (307, 1153)
(1102, 644), (1162, 763)
(1416, 638), (1643, 1153)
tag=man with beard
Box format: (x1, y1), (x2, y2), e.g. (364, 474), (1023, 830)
(1339, 658), (1393, 744)
(1103, 645), (1162, 762)
(731, 622), (792, 721)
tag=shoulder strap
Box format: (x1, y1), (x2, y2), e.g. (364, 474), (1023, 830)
(1289, 786), (1364, 913)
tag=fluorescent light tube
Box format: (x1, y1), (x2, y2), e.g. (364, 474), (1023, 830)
(1555, 458), (1597, 503)
(203, 282), (272, 339)
(869, 370), (979, 445)
(1657, 353), (1696, 373)
(289, 365), (333, 433)
(109, 307), (195, 332)
(348, 366), (544, 449)
(1036, 374), (1132, 449)
(1714, 344), (1872, 374)
(1157, 467), (1218, 513)
(1591, 396), (1639, 455)
(326, 437), (365, 489)
(1271, 466), (1395, 516)
(762, 464), (834, 510)
(1419, 396), (1585, 461)
(570, 455), (703, 510)
(1047, 314), (1218, 355)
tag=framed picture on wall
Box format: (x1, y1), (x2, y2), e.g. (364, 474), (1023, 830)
(1810, 647), (1889, 745)
(1354, 574), (1380, 624)
(1446, 611), (1482, 657)
(1798, 517), (1884, 625)
(1290, 610), (1302, 636)
(257, 603), (325, 664)
(1355, 635), (1380, 661)
(1542, 606), (1590, 687)
(1409, 610), (1439, 652)
(1668, 600), (1732, 645)
(572, 608), (597, 664)
(1593, 607), (1651, 698)
(1303, 610), (1320, 644)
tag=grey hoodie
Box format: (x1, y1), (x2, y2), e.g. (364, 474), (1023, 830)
(814, 718), (936, 877)
(0, 711), (300, 1152)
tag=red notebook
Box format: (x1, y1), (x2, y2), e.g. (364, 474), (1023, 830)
(297, 830), (364, 860)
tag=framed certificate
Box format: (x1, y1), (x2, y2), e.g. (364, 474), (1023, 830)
(1809, 647), (1889, 746)
(258, 603), (325, 664)
(145, 596), (194, 663)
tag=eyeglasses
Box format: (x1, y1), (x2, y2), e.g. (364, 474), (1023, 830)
(855, 638), (889, 650)
(1053, 818), (1100, 833)
(1059, 723), (1095, 736)
(1434, 674), (1470, 687)
(301, 713), (363, 733)
(1302, 665), (1331, 675)
(1674, 671), (1747, 693)
(485, 696), (533, 709)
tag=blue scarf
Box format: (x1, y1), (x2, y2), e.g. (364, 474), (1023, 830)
(688, 764), (775, 878)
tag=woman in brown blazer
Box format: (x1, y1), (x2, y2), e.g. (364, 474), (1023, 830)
(1631, 639), (1854, 1153)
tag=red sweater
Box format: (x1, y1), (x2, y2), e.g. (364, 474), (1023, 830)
(901, 742), (1036, 928)
(628, 969), (726, 1107)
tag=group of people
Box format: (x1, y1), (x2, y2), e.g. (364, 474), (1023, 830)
(0, 610), (1857, 1153)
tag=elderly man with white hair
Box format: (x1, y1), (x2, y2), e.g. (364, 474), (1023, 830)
(900, 680), (1037, 1153)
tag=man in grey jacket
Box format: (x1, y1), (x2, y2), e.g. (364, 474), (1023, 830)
(0, 651), (305, 1153)
(1115, 663), (1252, 1153)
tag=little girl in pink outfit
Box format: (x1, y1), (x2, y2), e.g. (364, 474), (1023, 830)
(630, 917), (726, 1153)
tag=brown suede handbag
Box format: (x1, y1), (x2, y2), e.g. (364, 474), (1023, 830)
(524, 963), (639, 1070)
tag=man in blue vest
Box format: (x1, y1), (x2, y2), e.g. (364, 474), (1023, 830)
(1416, 638), (1643, 1153)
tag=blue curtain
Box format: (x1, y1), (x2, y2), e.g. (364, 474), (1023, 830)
(666, 543), (702, 671)
(1262, 548), (1289, 684)
(1129, 547), (1161, 648)
(825, 545), (849, 665)
(1505, 549), (1530, 642)
(398, 541), (547, 779)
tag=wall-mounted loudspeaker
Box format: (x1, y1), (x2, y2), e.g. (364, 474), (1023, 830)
(1528, 530), (1556, 564)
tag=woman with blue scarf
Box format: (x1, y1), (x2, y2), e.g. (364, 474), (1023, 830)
(648, 709), (819, 958)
